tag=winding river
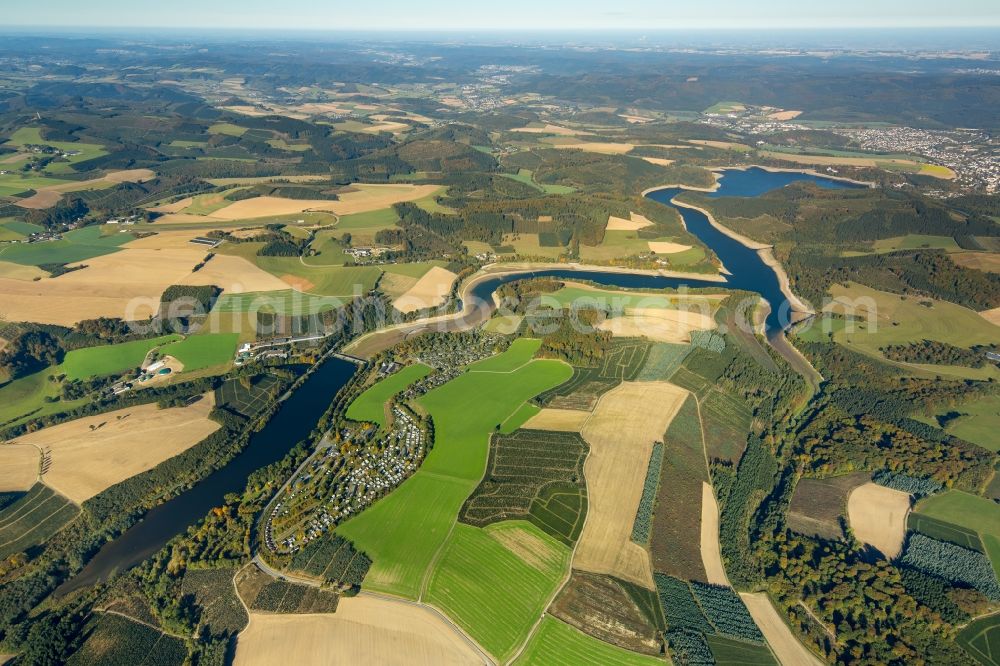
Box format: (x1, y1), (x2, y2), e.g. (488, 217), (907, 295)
(58, 167), (859, 592)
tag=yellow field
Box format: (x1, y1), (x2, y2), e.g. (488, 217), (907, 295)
(760, 151), (956, 179)
(0, 444), (39, 492)
(640, 156), (675, 167)
(952, 251), (1000, 274)
(209, 184), (441, 220)
(0, 261), (47, 281)
(605, 213), (653, 232)
(688, 140), (751, 151)
(0, 237), (290, 324)
(846, 482), (911, 559)
(700, 482), (729, 586)
(577, 381), (688, 587)
(740, 593), (823, 666)
(647, 241), (693, 254)
(596, 307), (716, 344)
(521, 408), (591, 431)
(547, 139), (636, 155)
(149, 197), (195, 214)
(391, 266), (458, 314)
(15, 169), (156, 209)
(767, 110), (803, 121)
(511, 124), (592, 136)
(11, 394), (220, 503)
(234, 598), (484, 666)
(982, 306), (1000, 327)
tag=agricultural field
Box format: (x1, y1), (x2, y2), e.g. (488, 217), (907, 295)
(549, 571), (663, 655)
(635, 342), (691, 381)
(0, 444), (41, 492)
(346, 363), (432, 426)
(249, 257), (383, 297)
(391, 265), (458, 314)
(825, 283), (1000, 380)
(699, 388), (753, 462)
(911, 490), (1000, 573)
(234, 596), (483, 666)
(521, 407), (590, 431)
(499, 168), (577, 194)
(204, 183), (440, 220)
(179, 567), (249, 636)
(739, 593), (824, 666)
(0, 369), (90, 429)
(59, 334), (181, 380)
(159, 333), (240, 371)
(786, 472), (870, 541)
(469, 337), (541, 372)
(539, 339), (651, 410)
(285, 533), (371, 585)
(915, 393), (1000, 452)
(66, 613), (186, 666)
(212, 289), (342, 317)
(846, 482), (912, 559)
(425, 521), (571, 662)
(0, 224), (132, 267)
(649, 395), (711, 582)
(5, 127), (108, 174)
(700, 482), (729, 586)
(706, 634), (778, 665)
(958, 614), (1000, 666)
(459, 429), (588, 546)
(577, 380), (688, 587)
(908, 513), (984, 551)
(234, 564), (340, 614)
(501, 233), (568, 259)
(499, 402), (541, 433)
(9, 394), (220, 503)
(336, 346), (572, 597)
(215, 374), (281, 417)
(0, 483), (79, 559)
(514, 616), (664, 666)
(870, 234), (963, 254)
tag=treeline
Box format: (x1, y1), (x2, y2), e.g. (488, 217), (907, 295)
(882, 340), (999, 369)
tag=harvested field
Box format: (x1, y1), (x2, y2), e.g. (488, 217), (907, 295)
(768, 110), (803, 120)
(606, 213), (654, 231)
(209, 184), (440, 220)
(234, 598), (484, 666)
(847, 482), (911, 558)
(549, 571), (663, 655)
(549, 140), (636, 155)
(391, 266), (458, 314)
(511, 124), (592, 136)
(149, 197), (194, 214)
(740, 593), (823, 666)
(15, 169), (155, 209)
(688, 140), (751, 151)
(982, 306), (1000, 327)
(786, 473), (870, 541)
(596, 307), (716, 344)
(180, 254), (292, 293)
(641, 156), (675, 167)
(576, 381), (688, 587)
(0, 247), (205, 325)
(521, 408), (590, 432)
(647, 241), (693, 254)
(952, 251), (1000, 274)
(0, 444), (39, 491)
(11, 394), (220, 503)
(700, 482), (729, 586)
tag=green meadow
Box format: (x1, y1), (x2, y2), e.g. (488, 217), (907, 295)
(336, 344), (572, 599)
(468, 338), (541, 373)
(0, 225), (133, 267)
(514, 616), (664, 666)
(60, 334), (181, 380)
(160, 333), (240, 371)
(345, 363), (432, 427)
(914, 490), (1000, 575)
(426, 521), (571, 662)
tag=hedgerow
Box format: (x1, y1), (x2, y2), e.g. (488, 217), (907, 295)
(631, 442), (663, 544)
(900, 533), (1000, 600)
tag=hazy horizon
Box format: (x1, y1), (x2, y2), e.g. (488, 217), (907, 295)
(5, 0), (1000, 32)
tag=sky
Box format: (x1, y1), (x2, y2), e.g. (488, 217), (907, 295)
(5, 0), (1000, 31)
